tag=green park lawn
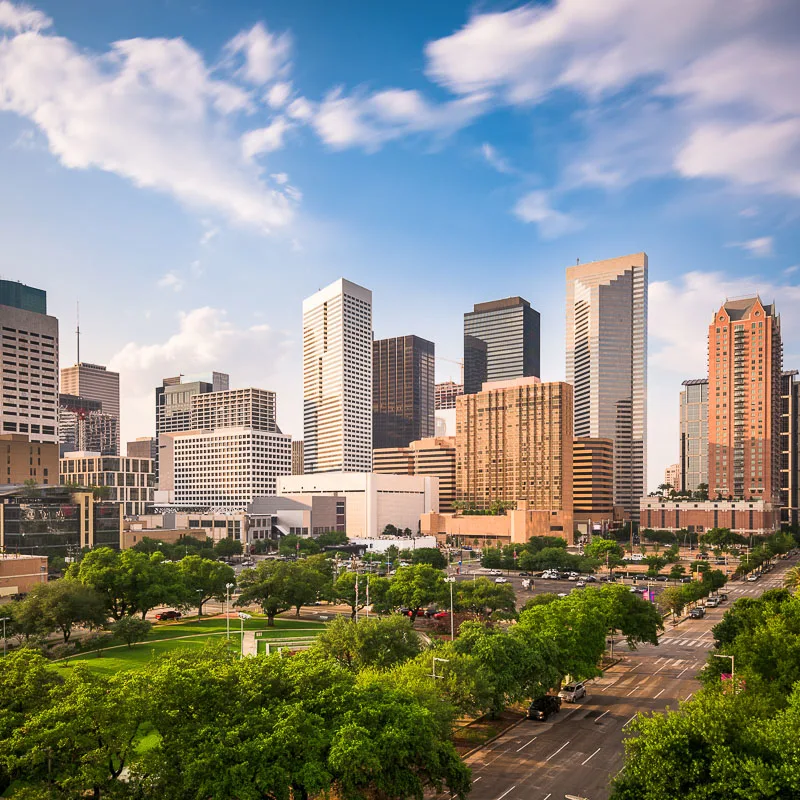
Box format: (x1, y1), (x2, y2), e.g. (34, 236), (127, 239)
(60, 616), (324, 677)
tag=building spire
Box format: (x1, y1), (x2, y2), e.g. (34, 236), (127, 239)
(76, 300), (80, 364)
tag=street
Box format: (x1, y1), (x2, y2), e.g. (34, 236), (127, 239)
(444, 558), (793, 800)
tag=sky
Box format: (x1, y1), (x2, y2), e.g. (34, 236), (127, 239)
(0, 0), (798, 491)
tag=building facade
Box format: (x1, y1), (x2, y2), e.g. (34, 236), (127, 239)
(0, 554), (48, 596)
(679, 378), (709, 493)
(190, 387), (277, 432)
(279, 472), (438, 538)
(640, 497), (779, 535)
(292, 440), (305, 475)
(373, 335), (435, 449)
(456, 377), (573, 524)
(60, 452), (155, 516)
(303, 278), (372, 473)
(248, 495), (345, 540)
(127, 437), (158, 461)
(463, 297), (540, 394)
(0, 434), (58, 485)
(160, 427), (291, 510)
(573, 438), (614, 526)
(0, 280), (59, 445)
(435, 381), (463, 410)
(780, 370), (800, 528)
(708, 297), (782, 504)
(59, 394), (118, 456)
(60, 363), (120, 455)
(664, 463), (681, 491)
(373, 436), (457, 513)
(566, 253), (648, 516)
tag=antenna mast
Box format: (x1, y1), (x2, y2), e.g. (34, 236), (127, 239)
(76, 301), (80, 364)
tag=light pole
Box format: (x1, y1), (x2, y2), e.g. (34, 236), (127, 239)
(445, 576), (456, 641)
(713, 653), (735, 693)
(0, 616), (9, 656)
(225, 583), (235, 640)
(196, 588), (204, 617)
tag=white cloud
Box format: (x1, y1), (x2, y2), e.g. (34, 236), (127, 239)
(287, 96), (314, 121)
(270, 172), (289, 185)
(241, 116), (291, 159)
(480, 142), (514, 174)
(224, 21), (291, 85)
(157, 271), (185, 292)
(731, 237), (774, 258)
(108, 307), (291, 443)
(0, 13), (298, 231)
(199, 221), (219, 246)
(266, 81), (291, 108)
(312, 87), (487, 150)
(190, 260), (203, 277)
(512, 190), (581, 238)
(0, 0), (50, 32)
(739, 206), (758, 218)
(785, 265), (799, 276)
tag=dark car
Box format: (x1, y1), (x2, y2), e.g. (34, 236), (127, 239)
(155, 610), (182, 621)
(655, 575), (669, 582)
(527, 695), (561, 721)
(519, 571), (531, 577)
(585, 575), (598, 583)
(681, 576), (693, 583)
(689, 607), (705, 619)
(719, 593), (728, 601)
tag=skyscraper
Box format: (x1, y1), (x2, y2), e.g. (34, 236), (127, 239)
(463, 297), (540, 394)
(59, 394), (118, 456)
(373, 335), (435, 449)
(679, 378), (709, 493)
(61, 363), (120, 454)
(708, 297), (782, 504)
(780, 370), (799, 528)
(0, 280), (59, 445)
(303, 278), (372, 473)
(566, 253), (648, 516)
(435, 381), (463, 410)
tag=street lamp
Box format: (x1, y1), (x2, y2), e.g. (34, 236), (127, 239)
(225, 583), (235, 640)
(0, 617), (9, 657)
(445, 576), (456, 641)
(713, 654), (735, 693)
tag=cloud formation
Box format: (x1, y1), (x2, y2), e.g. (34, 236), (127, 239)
(513, 191), (581, 238)
(731, 237), (774, 259)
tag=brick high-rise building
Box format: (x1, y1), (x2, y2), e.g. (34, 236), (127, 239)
(456, 377), (572, 521)
(708, 297), (782, 504)
(780, 370), (799, 528)
(463, 297), (540, 394)
(566, 253), (647, 517)
(373, 335), (435, 449)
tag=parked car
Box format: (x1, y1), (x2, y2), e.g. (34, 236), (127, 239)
(719, 593), (728, 601)
(585, 575), (598, 583)
(154, 610), (182, 621)
(519, 571), (531, 577)
(655, 575), (669, 582)
(705, 597), (720, 608)
(490, 569), (503, 576)
(527, 695), (562, 721)
(558, 682), (587, 703)
(746, 574), (759, 582)
(433, 611), (449, 620)
(494, 577), (509, 584)
(681, 576), (693, 583)
(689, 607), (705, 619)
(576, 581), (586, 588)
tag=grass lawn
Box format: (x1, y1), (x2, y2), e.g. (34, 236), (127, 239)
(62, 617), (324, 676)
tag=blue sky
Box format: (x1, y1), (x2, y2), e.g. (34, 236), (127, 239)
(0, 0), (798, 490)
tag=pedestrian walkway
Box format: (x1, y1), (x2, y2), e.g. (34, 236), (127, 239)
(658, 636), (713, 648)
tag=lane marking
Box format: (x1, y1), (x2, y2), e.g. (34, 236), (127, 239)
(602, 677), (621, 691)
(473, 777), (482, 783)
(516, 736), (537, 752)
(684, 693), (694, 702)
(495, 786), (516, 800)
(628, 664), (639, 671)
(623, 714), (637, 728)
(595, 710), (610, 723)
(654, 688), (665, 699)
(545, 741), (570, 761)
(654, 660), (672, 674)
(581, 747), (601, 766)
(677, 667), (689, 678)
(654, 657), (664, 664)
(626, 686), (638, 697)
(544, 795), (551, 800)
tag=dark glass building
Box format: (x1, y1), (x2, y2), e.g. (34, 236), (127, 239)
(463, 297), (540, 394)
(0, 279), (47, 315)
(373, 336), (435, 449)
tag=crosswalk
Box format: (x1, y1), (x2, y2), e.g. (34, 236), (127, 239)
(658, 636), (714, 648)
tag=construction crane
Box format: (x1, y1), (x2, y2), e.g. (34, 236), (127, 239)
(435, 355), (464, 384)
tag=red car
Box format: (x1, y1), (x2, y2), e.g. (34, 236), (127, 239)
(433, 611), (449, 620)
(155, 610), (182, 621)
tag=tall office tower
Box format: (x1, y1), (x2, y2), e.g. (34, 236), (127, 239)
(572, 438), (614, 524)
(780, 371), (800, 528)
(154, 372), (229, 478)
(60, 363), (120, 454)
(292, 440), (305, 474)
(679, 378), (709, 493)
(456, 377), (573, 518)
(435, 381), (463, 410)
(190, 388), (277, 432)
(303, 278), (372, 473)
(463, 297), (540, 395)
(58, 394), (118, 456)
(0, 280), (59, 444)
(127, 437), (157, 461)
(566, 253), (648, 516)
(373, 436), (457, 513)
(373, 335), (435, 449)
(708, 297), (782, 504)
(664, 463), (680, 491)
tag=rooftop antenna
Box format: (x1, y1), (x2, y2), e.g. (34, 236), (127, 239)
(576, 258), (580, 265)
(76, 301), (80, 365)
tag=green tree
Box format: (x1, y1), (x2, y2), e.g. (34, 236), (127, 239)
(599, 584), (662, 648)
(313, 615), (421, 670)
(669, 564), (686, 581)
(387, 564), (446, 621)
(385, 544), (400, 565)
(455, 577), (516, 618)
(112, 615), (152, 648)
(235, 560), (293, 625)
(410, 547), (447, 569)
(657, 586), (687, 620)
(284, 559), (328, 616)
(17, 580), (107, 644)
(783, 565), (800, 594)
(177, 555), (235, 616)
(214, 537), (243, 559)
(332, 570), (371, 619)
(584, 538), (625, 572)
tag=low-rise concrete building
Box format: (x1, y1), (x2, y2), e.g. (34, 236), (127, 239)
(0, 553), (48, 596)
(248, 495), (345, 541)
(639, 497), (779, 535)
(279, 472), (438, 539)
(0, 434), (59, 486)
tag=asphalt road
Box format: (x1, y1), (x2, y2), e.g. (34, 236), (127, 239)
(443, 557), (794, 800)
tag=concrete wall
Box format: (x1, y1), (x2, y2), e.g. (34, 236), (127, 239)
(0, 554), (48, 596)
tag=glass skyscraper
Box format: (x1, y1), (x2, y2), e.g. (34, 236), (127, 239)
(566, 253), (648, 517)
(679, 378), (708, 492)
(463, 297), (540, 394)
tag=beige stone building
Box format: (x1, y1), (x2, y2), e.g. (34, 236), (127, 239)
(0, 434), (59, 485)
(572, 437), (622, 535)
(456, 377), (573, 519)
(0, 553), (48, 596)
(373, 436), (457, 512)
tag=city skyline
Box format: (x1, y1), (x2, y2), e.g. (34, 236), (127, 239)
(1, 1), (798, 492)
